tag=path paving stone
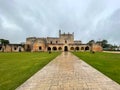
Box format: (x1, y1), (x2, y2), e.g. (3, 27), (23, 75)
(16, 52), (120, 90)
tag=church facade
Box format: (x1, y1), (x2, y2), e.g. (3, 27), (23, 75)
(25, 30), (91, 52)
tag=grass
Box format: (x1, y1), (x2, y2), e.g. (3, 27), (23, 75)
(0, 52), (60, 90)
(73, 52), (120, 84)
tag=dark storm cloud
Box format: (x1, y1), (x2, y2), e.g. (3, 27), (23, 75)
(0, 0), (120, 45)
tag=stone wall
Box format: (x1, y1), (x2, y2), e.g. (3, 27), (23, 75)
(92, 44), (103, 52)
(0, 44), (24, 52)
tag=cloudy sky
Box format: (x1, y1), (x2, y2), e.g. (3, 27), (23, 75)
(0, 0), (120, 45)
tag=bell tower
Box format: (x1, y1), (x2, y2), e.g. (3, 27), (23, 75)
(59, 29), (61, 37)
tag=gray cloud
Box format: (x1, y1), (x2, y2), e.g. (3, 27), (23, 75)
(0, 0), (120, 45)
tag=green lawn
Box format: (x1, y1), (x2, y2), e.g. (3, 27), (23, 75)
(0, 52), (60, 90)
(73, 52), (120, 84)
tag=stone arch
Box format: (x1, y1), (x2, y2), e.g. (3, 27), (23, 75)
(75, 47), (79, 51)
(48, 47), (51, 51)
(53, 47), (57, 51)
(18, 46), (22, 52)
(81, 47), (84, 50)
(14, 47), (17, 50)
(64, 46), (68, 51)
(58, 47), (62, 51)
(19, 48), (21, 52)
(39, 46), (42, 50)
(85, 46), (89, 51)
(26, 45), (31, 51)
(70, 47), (74, 50)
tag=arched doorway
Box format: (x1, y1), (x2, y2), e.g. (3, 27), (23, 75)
(26, 45), (31, 51)
(52, 47), (57, 51)
(75, 47), (79, 51)
(85, 46), (89, 51)
(39, 46), (42, 50)
(64, 46), (68, 51)
(81, 47), (84, 50)
(58, 47), (62, 51)
(19, 47), (21, 52)
(70, 47), (74, 50)
(47, 47), (51, 51)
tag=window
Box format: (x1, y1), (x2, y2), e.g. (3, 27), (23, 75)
(56, 41), (58, 44)
(26, 45), (31, 51)
(81, 47), (84, 50)
(50, 41), (52, 44)
(75, 47), (79, 50)
(48, 47), (51, 51)
(52, 47), (57, 51)
(65, 40), (67, 43)
(70, 47), (74, 50)
(27, 45), (30, 49)
(85, 46), (89, 51)
(58, 47), (62, 51)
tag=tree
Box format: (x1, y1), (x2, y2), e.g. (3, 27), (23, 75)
(101, 40), (108, 48)
(0, 39), (9, 45)
(87, 40), (95, 46)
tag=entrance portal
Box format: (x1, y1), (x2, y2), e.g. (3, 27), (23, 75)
(64, 46), (68, 51)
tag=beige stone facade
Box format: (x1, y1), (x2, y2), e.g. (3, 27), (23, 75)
(0, 44), (24, 52)
(25, 30), (91, 52)
(0, 30), (102, 52)
(92, 43), (103, 52)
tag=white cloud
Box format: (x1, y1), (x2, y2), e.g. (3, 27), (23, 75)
(0, 0), (120, 45)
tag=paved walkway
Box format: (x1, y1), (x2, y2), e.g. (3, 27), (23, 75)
(103, 51), (120, 54)
(16, 52), (120, 90)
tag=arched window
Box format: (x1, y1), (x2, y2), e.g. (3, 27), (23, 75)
(85, 46), (89, 51)
(58, 47), (62, 51)
(70, 47), (74, 50)
(81, 47), (84, 50)
(52, 47), (57, 51)
(48, 47), (51, 51)
(75, 47), (79, 50)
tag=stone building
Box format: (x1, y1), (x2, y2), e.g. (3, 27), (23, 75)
(0, 30), (102, 52)
(0, 44), (24, 52)
(91, 43), (103, 52)
(25, 30), (91, 52)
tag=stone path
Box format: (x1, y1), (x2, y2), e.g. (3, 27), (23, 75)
(103, 51), (120, 54)
(16, 52), (120, 90)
